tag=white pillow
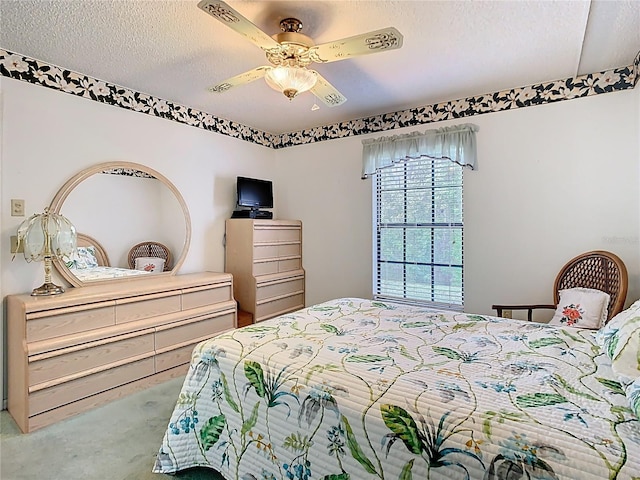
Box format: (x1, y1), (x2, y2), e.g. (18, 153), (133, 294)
(625, 377), (640, 419)
(596, 299), (640, 383)
(65, 245), (99, 270)
(548, 287), (610, 329)
(78, 246), (99, 268)
(134, 256), (165, 274)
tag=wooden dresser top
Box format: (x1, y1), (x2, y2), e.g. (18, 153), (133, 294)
(8, 272), (232, 313)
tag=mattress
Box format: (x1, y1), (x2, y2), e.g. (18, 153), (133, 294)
(154, 298), (640, 479)
(69, 265), (150, 281)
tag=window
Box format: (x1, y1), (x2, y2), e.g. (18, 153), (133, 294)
(374, 157), (463, 309)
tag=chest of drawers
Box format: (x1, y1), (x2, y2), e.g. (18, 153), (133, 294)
(7, 272), (236, 432)
(225, 219), (305, 322)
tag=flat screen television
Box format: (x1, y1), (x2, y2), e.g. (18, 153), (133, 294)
(236, 176), (273, 210)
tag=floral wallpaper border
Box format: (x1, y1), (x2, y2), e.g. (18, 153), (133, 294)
(0, 49), (276, 148)
(101, 168), (155, 179)
(1, 48), (638, 150)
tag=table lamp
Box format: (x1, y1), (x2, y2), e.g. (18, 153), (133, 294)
(16, 208), (77, 296)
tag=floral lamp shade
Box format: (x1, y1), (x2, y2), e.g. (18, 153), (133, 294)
(16, 208), (77, 296)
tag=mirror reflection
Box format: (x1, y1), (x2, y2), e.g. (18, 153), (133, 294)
(50, 163), (191, 287)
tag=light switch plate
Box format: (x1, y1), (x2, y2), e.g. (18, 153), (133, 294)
(11, 199), (25, 217)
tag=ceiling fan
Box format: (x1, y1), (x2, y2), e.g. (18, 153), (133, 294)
(197, 0), (404, 107)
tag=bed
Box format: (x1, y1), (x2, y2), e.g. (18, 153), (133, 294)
(67, 233), (151, 281)
(153, 297), (640, 479)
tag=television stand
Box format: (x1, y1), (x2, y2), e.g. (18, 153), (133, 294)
(231, 209), (273, 219)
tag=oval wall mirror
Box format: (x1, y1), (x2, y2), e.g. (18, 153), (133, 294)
(49, 161), (192, 287)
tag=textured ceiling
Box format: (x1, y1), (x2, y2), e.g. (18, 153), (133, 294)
(1, 0), (639, 134)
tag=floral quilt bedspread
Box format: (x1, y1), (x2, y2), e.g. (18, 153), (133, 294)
(70, 266), (150, 281)
(154, 298), (640, 480)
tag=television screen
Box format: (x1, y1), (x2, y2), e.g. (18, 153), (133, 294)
(237, 176), (273, 209)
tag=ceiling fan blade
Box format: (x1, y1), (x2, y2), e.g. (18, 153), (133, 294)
(309, 71), (347, 107)
(208, 66), (271, 93)
(197, 0), (280, 51)
(309, 27), (403, 63)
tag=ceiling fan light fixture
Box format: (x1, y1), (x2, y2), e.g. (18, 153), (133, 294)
(265, 66), (317, 100)
(198, 1), (403, 107)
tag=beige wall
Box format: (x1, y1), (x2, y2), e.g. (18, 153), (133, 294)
(0, 78), (277, 296)
(276, 87), (640, 318)
(465, 89), (640, 318)
(275, 138), (374, 304)
(2, 77), (639, 406)
(0, 78), (276, 405)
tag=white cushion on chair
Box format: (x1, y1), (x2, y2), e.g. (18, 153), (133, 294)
(134, 256), (165, 274)
(549, 287), (610, 329)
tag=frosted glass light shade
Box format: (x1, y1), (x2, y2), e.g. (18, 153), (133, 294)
(17, 211), (77, 262)
(264, 66), (317, 99)
(16, 209), (77, 296)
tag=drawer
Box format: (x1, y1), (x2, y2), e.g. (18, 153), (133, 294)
(254, 243), (301, 260)
(254, 244), (278, 260)
(278, 258), (301, 273)
(182, 284), (232, 310)
(255, 293), (304, 322)
(155, 343), (199, 372)
(254, 257), (302, 276)
(115, 294), (181, 324)
(28, 331), (154, 387)
(29, 357), (154, 416)
(253, 260), (279, 276)
(254, 226), (301, 243)
(26, 304), (115, 343)
(278, 243), (300, 257)
(155, 312), (235, 350)
(257, 276), (304, 302)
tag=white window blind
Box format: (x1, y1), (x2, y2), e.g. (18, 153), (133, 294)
(374, 156), (463, 309)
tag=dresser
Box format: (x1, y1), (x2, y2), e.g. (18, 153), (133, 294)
(6, 272), (236, 433)
(225, 219), (305, 322)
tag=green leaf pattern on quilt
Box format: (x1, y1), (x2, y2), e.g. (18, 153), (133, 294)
(380, 404), (422, 455)
(341, 415), (377, 474)
(156, 298), (640, 480)
(200, 414), (226, 451)
(596, 377), (625, 396)
(244, 361), (266, 398)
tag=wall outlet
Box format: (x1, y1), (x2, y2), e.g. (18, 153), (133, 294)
(10, 235), (24, 254)
(502, 309), (512, 319)
(11, 199), (25, 217)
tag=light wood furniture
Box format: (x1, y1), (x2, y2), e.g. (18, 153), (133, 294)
(225, 219), (305, 323)
(7, 272), (236, 433)
(77, 233), (110, 266)
(49, 161), (192, 288)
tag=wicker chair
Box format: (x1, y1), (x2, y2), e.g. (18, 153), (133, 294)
(127, 241), (172, 272)
(492, 250), (628, 323)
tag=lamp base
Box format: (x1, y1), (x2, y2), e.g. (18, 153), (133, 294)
(31, 282), (65, 296)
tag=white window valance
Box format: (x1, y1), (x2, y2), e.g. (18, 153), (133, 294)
(361, 123), (479, 178)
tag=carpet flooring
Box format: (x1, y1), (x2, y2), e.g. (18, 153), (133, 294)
(0, 376), (224, 480)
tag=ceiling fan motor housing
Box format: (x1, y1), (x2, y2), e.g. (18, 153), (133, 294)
(268, 30), (315, 67)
